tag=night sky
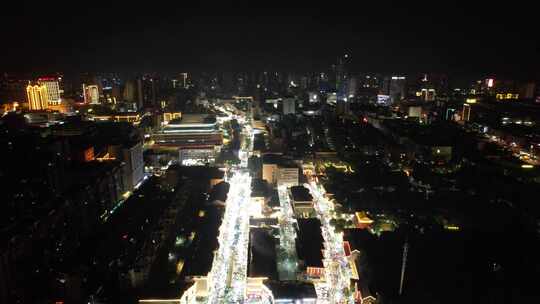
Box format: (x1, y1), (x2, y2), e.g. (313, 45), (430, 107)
(1, 3), (538, 78)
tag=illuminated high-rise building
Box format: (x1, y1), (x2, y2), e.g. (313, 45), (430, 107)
(382, 76), (407, 104)
(180, 72), (188, 88)
(83, 84), (100, 104)
(37, 77), (61, 105)
(26, 83), (49, 110)
(333, 53), (351, 99)
(136, 76), (159, 109)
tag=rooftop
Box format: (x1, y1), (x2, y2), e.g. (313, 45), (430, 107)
(265, 280), (317, 299)
(267, 189), (280, 208)
(290, 186), (313, 202)
(169, 114), (216, 125)
(296, 219), (324, 268)
(249, 228), (278, 280)
(251, 178), (269, 197)
(168, 165), (225, 180)
(262, 154), (298, 168)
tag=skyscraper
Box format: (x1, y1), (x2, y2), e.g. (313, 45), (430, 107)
(180, 73), (188, 89)
(335, 54), (350, 95)
(26, 83), (49, 110)
(347, 77), (358, 99)
(382, 76), (407, 104)
(137, 78), (143, 110)
(123, 80), (136, 103)
(83, 84), (100, 104)
(37, 77), (61, 105)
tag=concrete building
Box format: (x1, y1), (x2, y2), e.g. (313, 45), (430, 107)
(296, 218), (324, 267)
(277, 166), (299, 187)
(283, 98), (295, 115)
(83, 84), (100, 104)
(250, 178), (271, 216)
(37, 77), (61, 105)
(382, 76), (406, 104)
(289, 186), (314, 218)
(262, 154), (300, 187)
(104, 141), (144, 191)
(123, 80), (136, 103)
(121, 141), (145, 191)
(26, 83), (48, 110)
(262, 162), (278, 185)
(152, 114), (223, 165)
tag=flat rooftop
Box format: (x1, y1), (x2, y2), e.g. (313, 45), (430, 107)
(169, 114), (216, 125)
(249, 228), (278, 280)
(290, 186), (313, 202)
(296, 219), (324, 268)
(251, 178), (269, 197)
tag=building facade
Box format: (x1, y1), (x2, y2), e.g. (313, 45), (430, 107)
(277, 167), (299, 187)
(122, 141), (145, 191)
(38, 77), (61, 105)
(26, 83), (49, 110)
(83, 84), (100, 104)
(283, 98), (295, 115)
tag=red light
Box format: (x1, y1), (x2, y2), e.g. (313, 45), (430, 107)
(38, 77), (57, 81)
(362, 117), (368, 123)
(122, 234), (128, 240)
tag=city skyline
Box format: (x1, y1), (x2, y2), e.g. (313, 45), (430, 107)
(1, 4), (540, 304)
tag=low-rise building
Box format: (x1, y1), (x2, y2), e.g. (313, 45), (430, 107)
(152, 114), (223, 165)
(289, 186), (314, 218)
(277, 165), (299, 187)
(296, 219), (324, 269)
(251, 179), (270, 216)
(262, 154), (300, 187)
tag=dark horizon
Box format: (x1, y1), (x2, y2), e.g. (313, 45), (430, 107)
(1, 4), (539, 80)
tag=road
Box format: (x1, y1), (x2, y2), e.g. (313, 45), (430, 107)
(207, 118), (355, 303)
(206, 170), (251, 303)
(277, 185), (300, 280)
(306, 182), (355, 304)
(205, 123), (254, 303)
